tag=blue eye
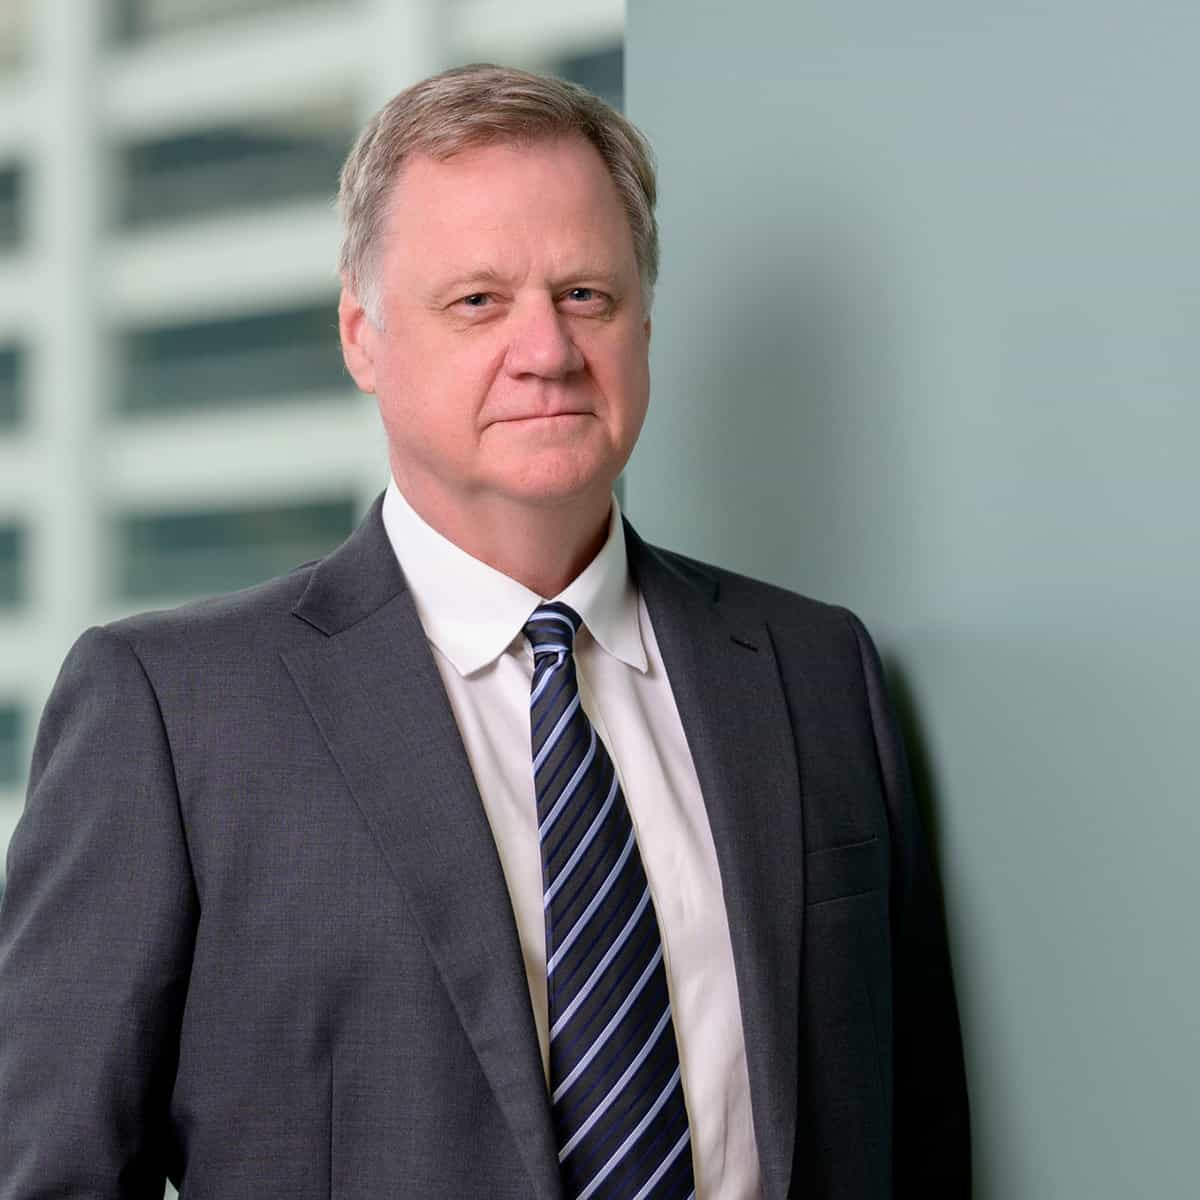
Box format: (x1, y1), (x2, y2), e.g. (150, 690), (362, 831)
(462, 293), (489, 308)
(568, 288), (595, 302)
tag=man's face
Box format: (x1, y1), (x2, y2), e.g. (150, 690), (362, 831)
(339, 136), (651, 530)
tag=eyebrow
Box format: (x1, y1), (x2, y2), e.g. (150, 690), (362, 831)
(434, 267), (510, 298)
(430, 265), (625, 303)
(550, 267), (624, 292)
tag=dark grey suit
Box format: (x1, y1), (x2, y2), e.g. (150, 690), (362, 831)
(0, 497), (968, 1198)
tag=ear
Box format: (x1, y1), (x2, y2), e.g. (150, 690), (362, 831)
(338, 285), (378, 394)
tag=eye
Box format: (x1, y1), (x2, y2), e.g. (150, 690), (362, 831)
(561, 287), (612, 313)
(460, 293), (490, 308)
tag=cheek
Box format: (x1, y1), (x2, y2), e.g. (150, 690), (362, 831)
(375, 338), (502, 448)
(605, 339), (651, 435)
(375, 333), (474, 406)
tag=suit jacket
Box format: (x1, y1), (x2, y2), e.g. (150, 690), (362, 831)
(0, 497), (969, 1199)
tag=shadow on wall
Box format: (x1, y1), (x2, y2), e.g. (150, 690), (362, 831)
(882, 653), (947, 876)
(639, 179), (924, 610)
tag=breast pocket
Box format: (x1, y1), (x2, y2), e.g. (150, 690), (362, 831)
(804, 836), (885, 907)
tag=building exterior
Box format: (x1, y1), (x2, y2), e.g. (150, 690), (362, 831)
(0, 0), (623, 884)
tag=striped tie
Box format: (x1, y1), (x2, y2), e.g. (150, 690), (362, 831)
(524, 602), (695, 1200)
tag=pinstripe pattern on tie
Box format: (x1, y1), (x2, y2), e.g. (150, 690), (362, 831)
(524, 602), (695, 1200)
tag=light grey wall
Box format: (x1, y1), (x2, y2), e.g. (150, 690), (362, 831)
(625, 3), (1199, 1196)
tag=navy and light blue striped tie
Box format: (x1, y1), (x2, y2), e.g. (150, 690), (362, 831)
(524, 602), (695, 1200)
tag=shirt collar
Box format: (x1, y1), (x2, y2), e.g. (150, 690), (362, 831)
(381, 480), (647, 678)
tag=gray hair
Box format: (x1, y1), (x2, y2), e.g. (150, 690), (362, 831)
(337, 63), (659, 320)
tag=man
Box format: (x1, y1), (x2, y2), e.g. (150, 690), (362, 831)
(0, 66), (968, 1198)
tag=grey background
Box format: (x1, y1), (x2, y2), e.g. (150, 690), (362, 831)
(625, 2), (1199, 1195)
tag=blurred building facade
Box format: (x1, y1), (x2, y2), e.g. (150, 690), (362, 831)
(0, 0), (624, 881)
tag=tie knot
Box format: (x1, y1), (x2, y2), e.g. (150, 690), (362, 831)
(523, 602), (582, 660)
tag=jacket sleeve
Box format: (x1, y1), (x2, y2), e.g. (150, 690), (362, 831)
(0, 626), (197, 1199)
(846, 611), (972, 1195)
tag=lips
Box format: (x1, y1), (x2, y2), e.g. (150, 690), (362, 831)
(497, 410), (590, 422)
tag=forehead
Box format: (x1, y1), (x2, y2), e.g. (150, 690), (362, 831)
(378, 136), (637, 278)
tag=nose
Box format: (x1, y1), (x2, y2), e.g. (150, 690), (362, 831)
(503, 296), (585, 380)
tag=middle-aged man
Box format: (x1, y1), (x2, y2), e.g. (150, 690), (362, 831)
(0, 66), (969, 1198)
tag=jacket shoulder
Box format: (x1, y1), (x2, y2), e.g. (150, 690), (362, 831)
(641, 539), (862, 640)
(98, 491), (397, 661)
(100, 561), (323, 666)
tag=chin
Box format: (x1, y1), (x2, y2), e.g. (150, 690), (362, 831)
(506, 482), (611, 511)
(499, 447), (623, 508)
(501, 471), (616, 511)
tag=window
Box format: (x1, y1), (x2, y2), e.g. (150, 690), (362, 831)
(116, 497), (356, 599)
(556, 43), (623, 112)
(0, 346), (25, 429)
(0, 524), (26, 609)
(118, 301), (347, 414)
(0, 165), (25, 251)
(116, 104), (354, 228)
(0, 704), (23, 787)
(112, 0), (339, 42)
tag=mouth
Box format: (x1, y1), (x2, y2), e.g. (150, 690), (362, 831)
(495, 411), (592, 424)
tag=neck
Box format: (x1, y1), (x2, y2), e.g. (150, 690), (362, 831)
(393, 476), (614, 598)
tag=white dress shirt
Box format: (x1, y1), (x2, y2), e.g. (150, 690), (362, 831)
(381, 480), (763, 1199)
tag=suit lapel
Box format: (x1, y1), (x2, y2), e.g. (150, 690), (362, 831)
(629, 526), (803, 1200)
(282, 500), (561, 1200)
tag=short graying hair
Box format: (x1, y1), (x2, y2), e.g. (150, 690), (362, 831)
(337, 63), (659, 318)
